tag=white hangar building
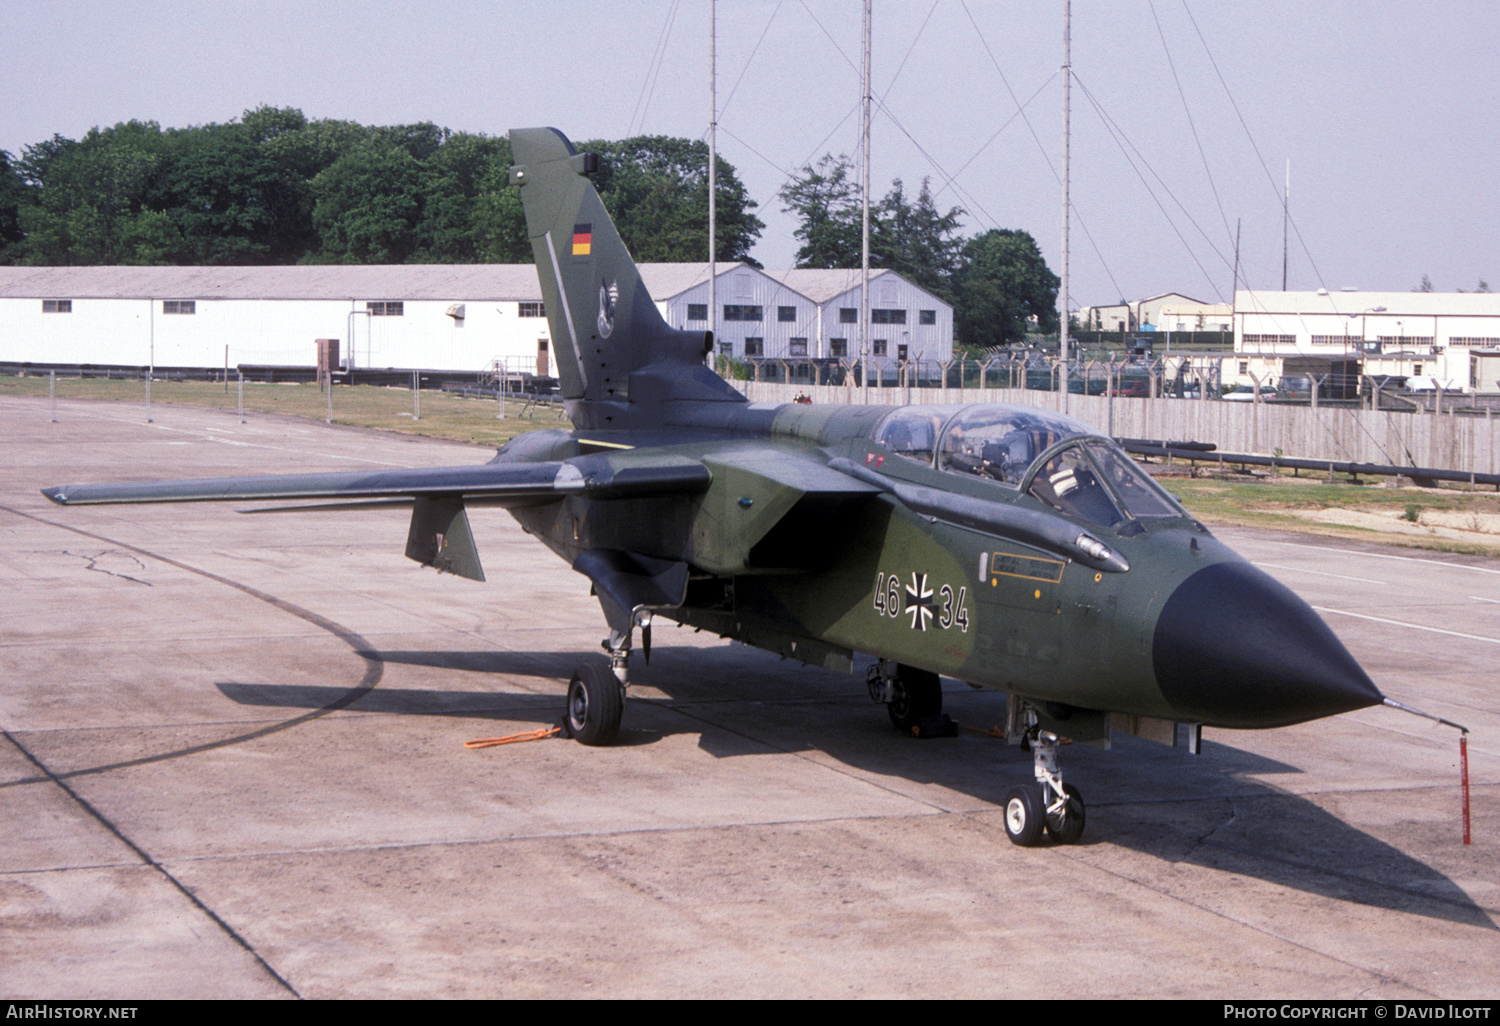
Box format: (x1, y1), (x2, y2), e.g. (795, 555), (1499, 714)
(652, 263), (954, 365)
(1234, 289), (1500, 391)
(0, 263), (953, 377)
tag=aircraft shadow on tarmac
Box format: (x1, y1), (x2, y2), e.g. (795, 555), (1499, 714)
(216, 641), (1493, 931)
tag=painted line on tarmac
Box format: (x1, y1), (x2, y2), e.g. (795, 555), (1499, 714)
(1264, 538), (1500, 576)
(1313, 605), (1500, 646)
(1252, 561), (1385, 584)
(0, 502), (385, 782)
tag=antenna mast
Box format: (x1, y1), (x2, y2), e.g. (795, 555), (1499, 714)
(1282, 159), (1289, 291)
(709, 0), (718, 362)
(1061, 0), (1072, 413)
(860, 0), (872, 403)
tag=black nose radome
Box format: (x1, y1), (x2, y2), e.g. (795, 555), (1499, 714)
(1153, 561), (1384, 729)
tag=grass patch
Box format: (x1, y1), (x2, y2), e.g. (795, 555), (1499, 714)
(1162, 470), (1500, 555)
(0, 374), (568, 448)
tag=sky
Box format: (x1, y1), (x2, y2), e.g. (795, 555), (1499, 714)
(3, 0), (1497, 310)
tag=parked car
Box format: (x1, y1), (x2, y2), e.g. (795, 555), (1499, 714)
(1222, 385), (1277, 402)
(1106, 379), (1151, 398)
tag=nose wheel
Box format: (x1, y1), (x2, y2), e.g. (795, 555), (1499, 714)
(1003, 727), (1086, 847)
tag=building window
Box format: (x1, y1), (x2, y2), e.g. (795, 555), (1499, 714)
(367, 301), (404, 316)
(687, 304), (707, 321)
(1310, 335), (1358, 346)
(1241, 333), (1294, 347)
(897, 344), (909, 361)
(1238, 361), (1249, 374)
(42, 300), (72, 313)
(744, 337), (763, 356)
(789, 338), (808, 356)
(718, 342), (733, 356)
(724, 305), (762, 322)
(162, 300), (195, 314)
(839, 307), (857, 323)
(830, 338), (848, 357)
(1377, 336), (1434, 348)
(518, 301), (545, 317)
(872, 308), (906, 324)
(872, 339), (888, 356)
(919, 309), (936, 325)
(1450, 336), (1500, 347)
(778, 306), (797, 322)
(1413, 363), (1423, 375)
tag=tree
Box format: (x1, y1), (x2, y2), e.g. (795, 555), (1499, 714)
(952, 229), (1060, 349)
(412, 132), (512, 262)
(779, 158), (964, 294)
(778, 154), (860, 268)
(1415, 274), (1434, 292)
(9, 121), (168, 264)
(0, 151), (26, 256)
(585, 136), (763, 264)
(308, 140), (426, 263)
(151, 123), (282, 263)
(871, 177), (963, 301)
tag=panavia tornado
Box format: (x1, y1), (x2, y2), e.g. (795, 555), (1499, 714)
(44, 127), (1448, 847)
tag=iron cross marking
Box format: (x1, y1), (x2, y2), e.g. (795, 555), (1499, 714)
(906, 571), (935, 631)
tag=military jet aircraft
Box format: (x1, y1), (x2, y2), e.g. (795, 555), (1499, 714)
(44, 127), (1444, 847)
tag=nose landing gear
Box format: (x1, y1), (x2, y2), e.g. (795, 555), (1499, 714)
(1004, 727), (1086, 847)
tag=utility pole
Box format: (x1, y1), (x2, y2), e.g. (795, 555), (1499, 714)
(708, 0), (717, 368)
(1282, 160), (1289, 291)
(860, 0), (872, 403)
(1061, 0), (1072, 414)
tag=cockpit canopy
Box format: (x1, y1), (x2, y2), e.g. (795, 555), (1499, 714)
(873, 403), (1187, 529)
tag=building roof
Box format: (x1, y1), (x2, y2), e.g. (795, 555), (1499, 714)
(0, 264), (551, 301)
(1236, 289), (1500, 317)
(764, 267), (903, 303)
(635, 262), (747, 297)
(0, 262), (953, 310)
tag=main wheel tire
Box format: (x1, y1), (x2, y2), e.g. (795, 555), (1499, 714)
(1004, 785), (1045, 847)
(1044, 783), (1086, 845)
(566, 663), (623, 746)
(887, 665), (942, 731)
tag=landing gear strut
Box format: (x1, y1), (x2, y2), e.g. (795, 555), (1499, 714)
(1003, 724), (1086, 847)
(867, 660), (943, 732)
(565, 615), (647, 747)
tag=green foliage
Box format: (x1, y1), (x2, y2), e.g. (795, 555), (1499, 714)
(777, 154), (862, 269)
(871, 177), (964, 302)
(0, 151), (25, 253)
(0, 114), (758, 270)
(778, 155), (964, 299)
(952, 229), (1060, 348)
(583, 136), (763, 264)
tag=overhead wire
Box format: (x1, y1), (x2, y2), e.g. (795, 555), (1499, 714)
(627, 0), (681, 136)
(1072, 72), (1228, 303)
(1149, 0), (1236, 254)
(959, 0), (1125, 307)
(718, 0), (785, 121)
(1180, 0), (1329, 295)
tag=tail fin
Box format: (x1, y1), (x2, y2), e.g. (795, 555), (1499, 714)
(509, 128), (736, 419)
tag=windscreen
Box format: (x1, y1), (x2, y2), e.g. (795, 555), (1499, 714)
(873, 407), (948, 464)
(937, 406), (1089, 485)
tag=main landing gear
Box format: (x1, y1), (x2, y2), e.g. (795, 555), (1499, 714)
(867, 660), (943, 731)
(565, 614), (650, 747)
